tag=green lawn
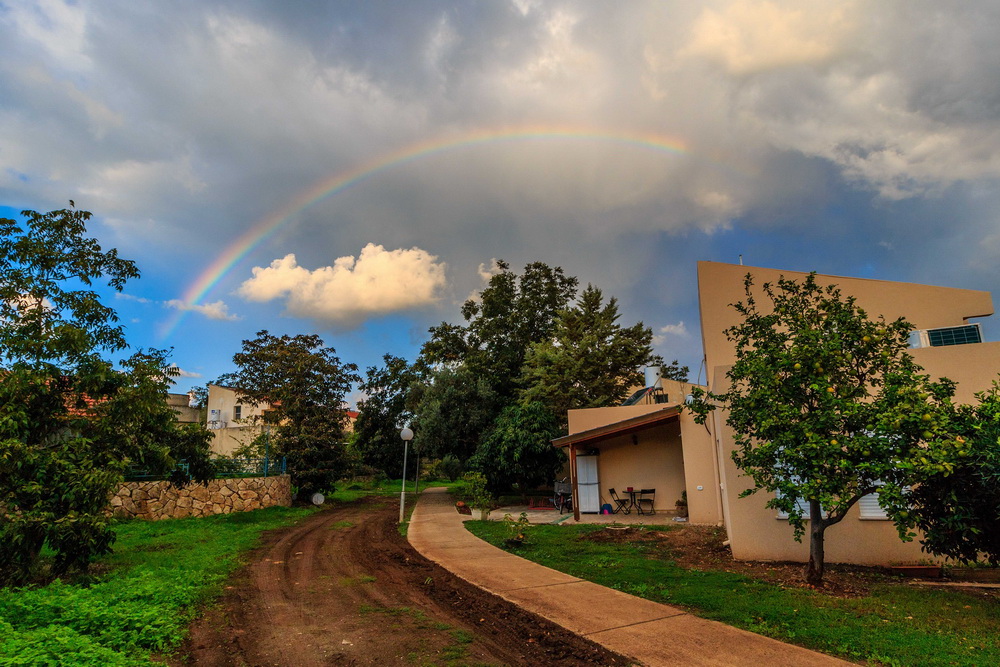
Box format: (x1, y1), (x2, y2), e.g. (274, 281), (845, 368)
(466, 521), (1000, 667)
(0, 505), (318, 666)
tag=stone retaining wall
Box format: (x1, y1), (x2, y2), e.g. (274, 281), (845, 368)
(110, 474), (292, 520)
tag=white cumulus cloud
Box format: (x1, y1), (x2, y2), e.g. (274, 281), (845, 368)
(167, 364), (202, 379)
(653, 321), (690, 347)
(164, 299), (240, 321)
(238, 244), (448, 328)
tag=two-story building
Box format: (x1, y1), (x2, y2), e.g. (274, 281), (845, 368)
(556, 261), (1000, 565)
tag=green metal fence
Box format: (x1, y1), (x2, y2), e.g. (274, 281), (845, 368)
(123, 457), (286, 482)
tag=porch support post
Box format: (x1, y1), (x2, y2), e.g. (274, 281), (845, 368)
(570, 445), (581, 522)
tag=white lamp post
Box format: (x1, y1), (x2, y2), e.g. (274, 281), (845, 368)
(399, 426), (414, 523)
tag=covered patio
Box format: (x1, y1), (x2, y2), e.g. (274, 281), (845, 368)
(485, 502), (678, 525)
(551, 406), (689, 522)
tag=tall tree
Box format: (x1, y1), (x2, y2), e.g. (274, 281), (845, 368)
(0, 208), (212, 586)
(354, 354), (418, 477)
(415, 260), (576, 462)
(470, 401), (565, 496)
(690, 272), (953, 586)
(421, 260), (578, 401)
(410, 365), (500, 462)
(227, 330), (359, 497)
(519, 285), (663, 421)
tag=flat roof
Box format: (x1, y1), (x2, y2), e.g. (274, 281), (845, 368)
(552, 405), (682, 449)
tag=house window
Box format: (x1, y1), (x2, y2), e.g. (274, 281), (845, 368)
(234, 405), (242, 421)
(858, 491), (889, 520)
(909, 324), (982, 348)
(858, 480), (906, 520)
(775, 477), (826, 519)
(776, 496), (811, 520)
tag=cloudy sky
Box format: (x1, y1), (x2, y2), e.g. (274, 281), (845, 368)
(4, 0), (1000, 398)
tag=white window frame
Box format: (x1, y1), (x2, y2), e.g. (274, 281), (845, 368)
(774, 478), (823, 520)
(859, 481), (892, 520)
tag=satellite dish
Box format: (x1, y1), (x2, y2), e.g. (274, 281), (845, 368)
(310, 492), (325, 505)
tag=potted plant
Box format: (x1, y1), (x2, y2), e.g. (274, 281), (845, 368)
(675, 491), (688, 518)
(463, 472), (494, 520)
(502, 512), (531, 547)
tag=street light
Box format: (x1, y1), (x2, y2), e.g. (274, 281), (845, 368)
(399, 426), (414, 523)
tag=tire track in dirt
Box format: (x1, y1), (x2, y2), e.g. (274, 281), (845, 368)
(180, 497), (628, 666)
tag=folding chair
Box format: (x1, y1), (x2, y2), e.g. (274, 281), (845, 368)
(637, 489), (656, 515)
(609, 488), (630, 514)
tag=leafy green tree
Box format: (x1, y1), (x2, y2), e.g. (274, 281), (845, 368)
(659, 359), (690, 383)
(354, 354), (418, 477)
(188, 385), (207, 408)
(0, 208), (212, 585)
(470, 401), (565, 496)
(416, 260), (576, 460)
(520, 285), (663, 421)
(879, 381), (1000, 564)
(410, 365), (500, 462)
(226, 330), (359, 497)
(690, 272), (952, 586)
(421, 260), (578, 401)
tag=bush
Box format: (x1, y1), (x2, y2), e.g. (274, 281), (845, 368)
(438, 455), (464, 482)
(460, 472), (494, 519)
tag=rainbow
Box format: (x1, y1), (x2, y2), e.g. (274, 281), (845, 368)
(158, 125), (692, 340)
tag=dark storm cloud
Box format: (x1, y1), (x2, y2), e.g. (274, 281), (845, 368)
(2, 0), (1000, 367)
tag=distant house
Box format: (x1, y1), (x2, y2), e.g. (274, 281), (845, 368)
(205, 384), (275, 456)
(345, 410), (359, 433)
(166, 392), (201, 424)
(556, 261), (1000, 566)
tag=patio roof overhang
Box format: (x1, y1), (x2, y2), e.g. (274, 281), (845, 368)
(551, 405), (682, 450)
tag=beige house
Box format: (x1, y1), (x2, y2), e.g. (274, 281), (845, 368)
(166, 392), (201, 424)
(556, 261), (1000, 566)
(205, 384), (274, 456)
(553, 378), (723, 525)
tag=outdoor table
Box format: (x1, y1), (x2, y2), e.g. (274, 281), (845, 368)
(623, 488), (639, 513)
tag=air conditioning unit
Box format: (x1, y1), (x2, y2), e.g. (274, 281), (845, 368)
(909, 323), (982, 349)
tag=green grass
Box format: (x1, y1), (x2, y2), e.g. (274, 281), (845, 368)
(466, 521), (1000, 667)
(0, 505), (317, 666)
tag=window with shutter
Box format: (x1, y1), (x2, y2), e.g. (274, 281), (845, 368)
(858, 491), (889, 519)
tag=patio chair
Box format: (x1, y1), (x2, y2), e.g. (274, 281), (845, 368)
(608, 488), (630, 514)
(637, 489), (656, 515)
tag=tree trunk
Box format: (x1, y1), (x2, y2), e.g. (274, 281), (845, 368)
(805, 500), (825, 586)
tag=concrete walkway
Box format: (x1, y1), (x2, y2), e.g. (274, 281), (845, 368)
(408, 487), (850, 667)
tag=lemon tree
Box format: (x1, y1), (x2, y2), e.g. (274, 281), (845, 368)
(690, 272), (956, 586)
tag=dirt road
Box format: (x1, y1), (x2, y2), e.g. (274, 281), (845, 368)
(180, 497), (628, 666)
